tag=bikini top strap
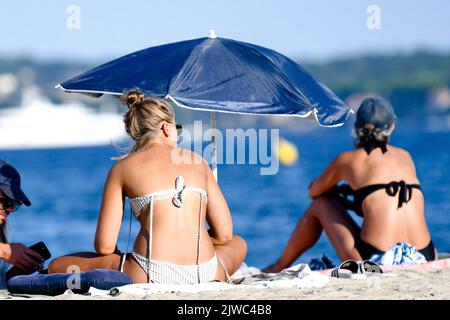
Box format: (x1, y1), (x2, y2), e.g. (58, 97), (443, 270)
(129, 177), (207, 217)
(147, 198), (155, 283)
(196, 190), (204, 284)
(358, 130), (388, 155)
(355, 181), (421, 209)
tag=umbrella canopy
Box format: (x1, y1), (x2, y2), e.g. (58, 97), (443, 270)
(57, 34), (352, 127)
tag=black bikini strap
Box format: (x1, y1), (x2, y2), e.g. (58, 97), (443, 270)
(358, 131), (387, 155)
(353, 184), (386, 208)
(356, 181), (421, 209)
(363, 140), (387, 155)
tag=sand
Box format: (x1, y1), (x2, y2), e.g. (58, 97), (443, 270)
(1, 267), (449, 300)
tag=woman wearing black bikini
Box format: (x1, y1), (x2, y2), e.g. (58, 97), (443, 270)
(263, 97), (437, 273)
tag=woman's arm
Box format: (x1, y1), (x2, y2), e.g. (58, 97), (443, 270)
(204, 161), (233, 246)
(309, 152), (350, 199)
(94, 163), (125, 255)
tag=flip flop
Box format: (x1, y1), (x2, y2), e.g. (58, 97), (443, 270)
(331, 260), (367, 279)
(360, 260), (383, 275)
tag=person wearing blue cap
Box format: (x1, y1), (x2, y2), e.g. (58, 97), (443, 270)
(0, 159), (43, 288)
(264, 97), (436, 272)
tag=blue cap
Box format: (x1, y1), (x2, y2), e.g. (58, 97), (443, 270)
(355, 97), (397, 129)
(0, 160), (31, 206)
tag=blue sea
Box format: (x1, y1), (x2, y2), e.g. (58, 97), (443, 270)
(1, 123), (449, 269)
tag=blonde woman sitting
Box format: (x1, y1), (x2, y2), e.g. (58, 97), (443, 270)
(48, 90), (247, 284)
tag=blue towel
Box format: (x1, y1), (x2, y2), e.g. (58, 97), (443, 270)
(369, 242), (426, 266)
(0, 260), (10, 290)
(6, 269), (133, 296)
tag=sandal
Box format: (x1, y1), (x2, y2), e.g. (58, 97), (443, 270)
(331, 260), (367, 279)
(360, 260), (383, 275)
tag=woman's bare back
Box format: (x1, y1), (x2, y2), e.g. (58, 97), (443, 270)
(118, 144), (216, 281)
(343, 145), (431, 251)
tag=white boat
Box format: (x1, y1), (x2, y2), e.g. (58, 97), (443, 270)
(0, 87), (127, 149)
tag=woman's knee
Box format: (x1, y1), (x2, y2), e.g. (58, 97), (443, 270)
(232, 235), (247, 257)
(47, 257), (66, 274)
(48, 255), (84, 273)
(216, 235), (247, 266)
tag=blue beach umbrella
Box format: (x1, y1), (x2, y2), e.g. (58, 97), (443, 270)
(57, 31), (353, 178)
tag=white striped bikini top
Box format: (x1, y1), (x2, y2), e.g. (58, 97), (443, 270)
(122, 176), (209, 281)
(129, 176), (208, 218)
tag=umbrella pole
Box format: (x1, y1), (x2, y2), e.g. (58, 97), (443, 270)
(211, 112), (218, 181)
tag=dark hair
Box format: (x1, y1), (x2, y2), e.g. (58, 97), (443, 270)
(353, 97), (396, 154)
(353, 123), (392, 154)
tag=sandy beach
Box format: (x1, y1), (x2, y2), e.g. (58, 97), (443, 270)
(1, 267), (449, 300)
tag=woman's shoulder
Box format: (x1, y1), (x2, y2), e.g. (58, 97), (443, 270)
(386, 145), (412, 157)
(110, 152), (135, 168)
(334, 149), (359, 163)
(169, 147), (208, 167)
(108, 150), (145, 176)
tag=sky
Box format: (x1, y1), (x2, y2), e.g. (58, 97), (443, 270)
(0, 0), (449, 62)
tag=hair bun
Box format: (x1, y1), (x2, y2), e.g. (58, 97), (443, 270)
(121, 90), (144, 109)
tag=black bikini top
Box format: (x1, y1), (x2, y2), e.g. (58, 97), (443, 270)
(361, 137), (387, 155)
(334, 180), (421, 216)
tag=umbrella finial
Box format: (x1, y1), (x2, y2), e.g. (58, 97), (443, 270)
(209, 29), (217, 39)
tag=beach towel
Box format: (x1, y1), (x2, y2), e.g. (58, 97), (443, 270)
(87, 263), (329, 297)
(369, 242), (427, 266)
(0, 260), (10, 290)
